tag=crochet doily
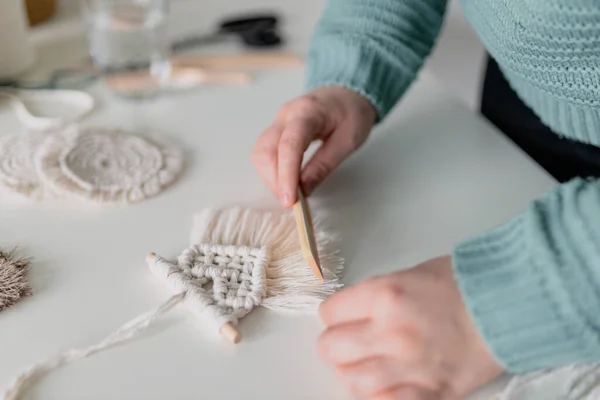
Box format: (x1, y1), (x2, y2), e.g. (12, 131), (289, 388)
(36, 127), (183, 204)
(0, 131), (47, 199)
(147, 243), (268, 329)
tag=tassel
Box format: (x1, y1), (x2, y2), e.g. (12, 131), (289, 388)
(0, 249), (31, 312)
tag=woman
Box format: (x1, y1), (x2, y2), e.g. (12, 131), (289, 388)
(251, 1), (600, 399)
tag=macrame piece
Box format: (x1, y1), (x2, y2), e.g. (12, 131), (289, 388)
(0, 249), (31, 312)
(0, 132), (47, 199)
(147, 244), (268, 331)
(147, 207), (343, 340)
(36, 127), (183, 204)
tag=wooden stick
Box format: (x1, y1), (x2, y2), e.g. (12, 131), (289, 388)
(146, 252), (157, 263)
(293, 187), (324, 281)
(104, 67), (250, 93)
(171, 52), (303, 71)
(220, 322), (242, 344)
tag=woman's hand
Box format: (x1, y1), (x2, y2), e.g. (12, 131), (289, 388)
(318, 256), (503, 400)
(251, 86), (376, 207)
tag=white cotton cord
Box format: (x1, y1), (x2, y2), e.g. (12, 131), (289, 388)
(563, 364), (600, 399)
(0, 89), (94, 130)
(190, 207), (344, 313)
(35, 127), (184, 205)
(496, 364), (600, 400)
(0, 130), (50, 199)
(147, 245), (268, 331)
(3, 293), (184, 400)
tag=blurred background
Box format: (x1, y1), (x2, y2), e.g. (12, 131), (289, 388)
(16, 0), (485, 108)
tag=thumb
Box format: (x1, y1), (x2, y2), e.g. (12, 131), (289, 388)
(300, 129), (357, 195)
(373, 386), (439, 400)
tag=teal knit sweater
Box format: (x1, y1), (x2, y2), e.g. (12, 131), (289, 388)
(306, 0), (600, 374)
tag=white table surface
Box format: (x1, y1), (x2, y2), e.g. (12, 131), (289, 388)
(0, 1), (560, 399)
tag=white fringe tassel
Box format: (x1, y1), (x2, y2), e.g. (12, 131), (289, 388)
(3, 293), (184, 400)
(496, 364), (600, 400)
(190, 207), (344, 312)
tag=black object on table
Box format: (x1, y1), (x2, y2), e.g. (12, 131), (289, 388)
(171, 14), (282, 52)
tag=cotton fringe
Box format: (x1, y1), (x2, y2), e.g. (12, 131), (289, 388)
(496, 364), (600, 400)
(0, 249), (31, 312)
(190, 207), (344, 312)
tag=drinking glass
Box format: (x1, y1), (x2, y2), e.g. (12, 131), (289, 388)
(81, 0), (171, 97)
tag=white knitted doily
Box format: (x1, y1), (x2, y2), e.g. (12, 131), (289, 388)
(0, 131), (47, 199)
(148, 243), (268, 329)
(36, 127), (183, 204)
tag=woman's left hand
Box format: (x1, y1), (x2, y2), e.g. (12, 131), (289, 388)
(318, 256), (503, 400)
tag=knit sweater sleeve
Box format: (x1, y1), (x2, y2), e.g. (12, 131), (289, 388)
(453, 177), (600, 373)
(305, 0), (448, 120)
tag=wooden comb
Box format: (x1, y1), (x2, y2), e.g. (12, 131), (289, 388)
(293, 188), (324, 281)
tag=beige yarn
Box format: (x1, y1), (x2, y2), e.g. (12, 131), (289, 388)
(36, 127), (183, 204)
(148, 244), (269, 331)
(0, 131), (47, 199)
(0, 249), (31, 312)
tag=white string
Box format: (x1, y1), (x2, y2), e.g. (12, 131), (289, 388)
(496, 364), (600, 400)
(3, 293), (184, 400)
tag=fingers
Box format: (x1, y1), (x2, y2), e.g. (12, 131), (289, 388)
(318, 321), (379, 364)
(251, 123), (282, 196)
(336, 358), (427, 399)
(252, 88), (374, 206)
(300, 128), (357, 195)
(319, 280), (380, 326)
(371, 386), (438, 400)
(277, 116), (318, 207)
(318, 318), (421, 366)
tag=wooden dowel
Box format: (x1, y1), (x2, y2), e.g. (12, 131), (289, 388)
(220, 322), (242, 344)
(146, 252), (157, 263)
(171, 52), (303, 70)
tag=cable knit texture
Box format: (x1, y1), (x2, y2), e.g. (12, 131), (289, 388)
(306, 0), (600, 373)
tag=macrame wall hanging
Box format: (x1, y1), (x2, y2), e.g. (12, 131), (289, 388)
(0, 125), (184, 205)
(0, 249), (31, 313)
(3, 206), (344, 399)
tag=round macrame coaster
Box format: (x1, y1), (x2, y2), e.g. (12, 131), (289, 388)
(0, 131), (48, 199)
(36, 127), (184, 204)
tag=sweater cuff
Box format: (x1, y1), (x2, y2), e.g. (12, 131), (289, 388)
(452, 214), (600, 373)
(305, 35), (414, 121)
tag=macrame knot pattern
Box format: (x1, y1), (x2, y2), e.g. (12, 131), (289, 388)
(148, 243), (269, 329)
(38, 127), (183, 204)
(0, 130), (48, 198)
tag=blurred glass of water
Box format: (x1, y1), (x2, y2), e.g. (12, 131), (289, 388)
(82, 0), (171, 97)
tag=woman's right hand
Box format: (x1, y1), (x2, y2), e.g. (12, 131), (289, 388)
(251, 86), (377, 208)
